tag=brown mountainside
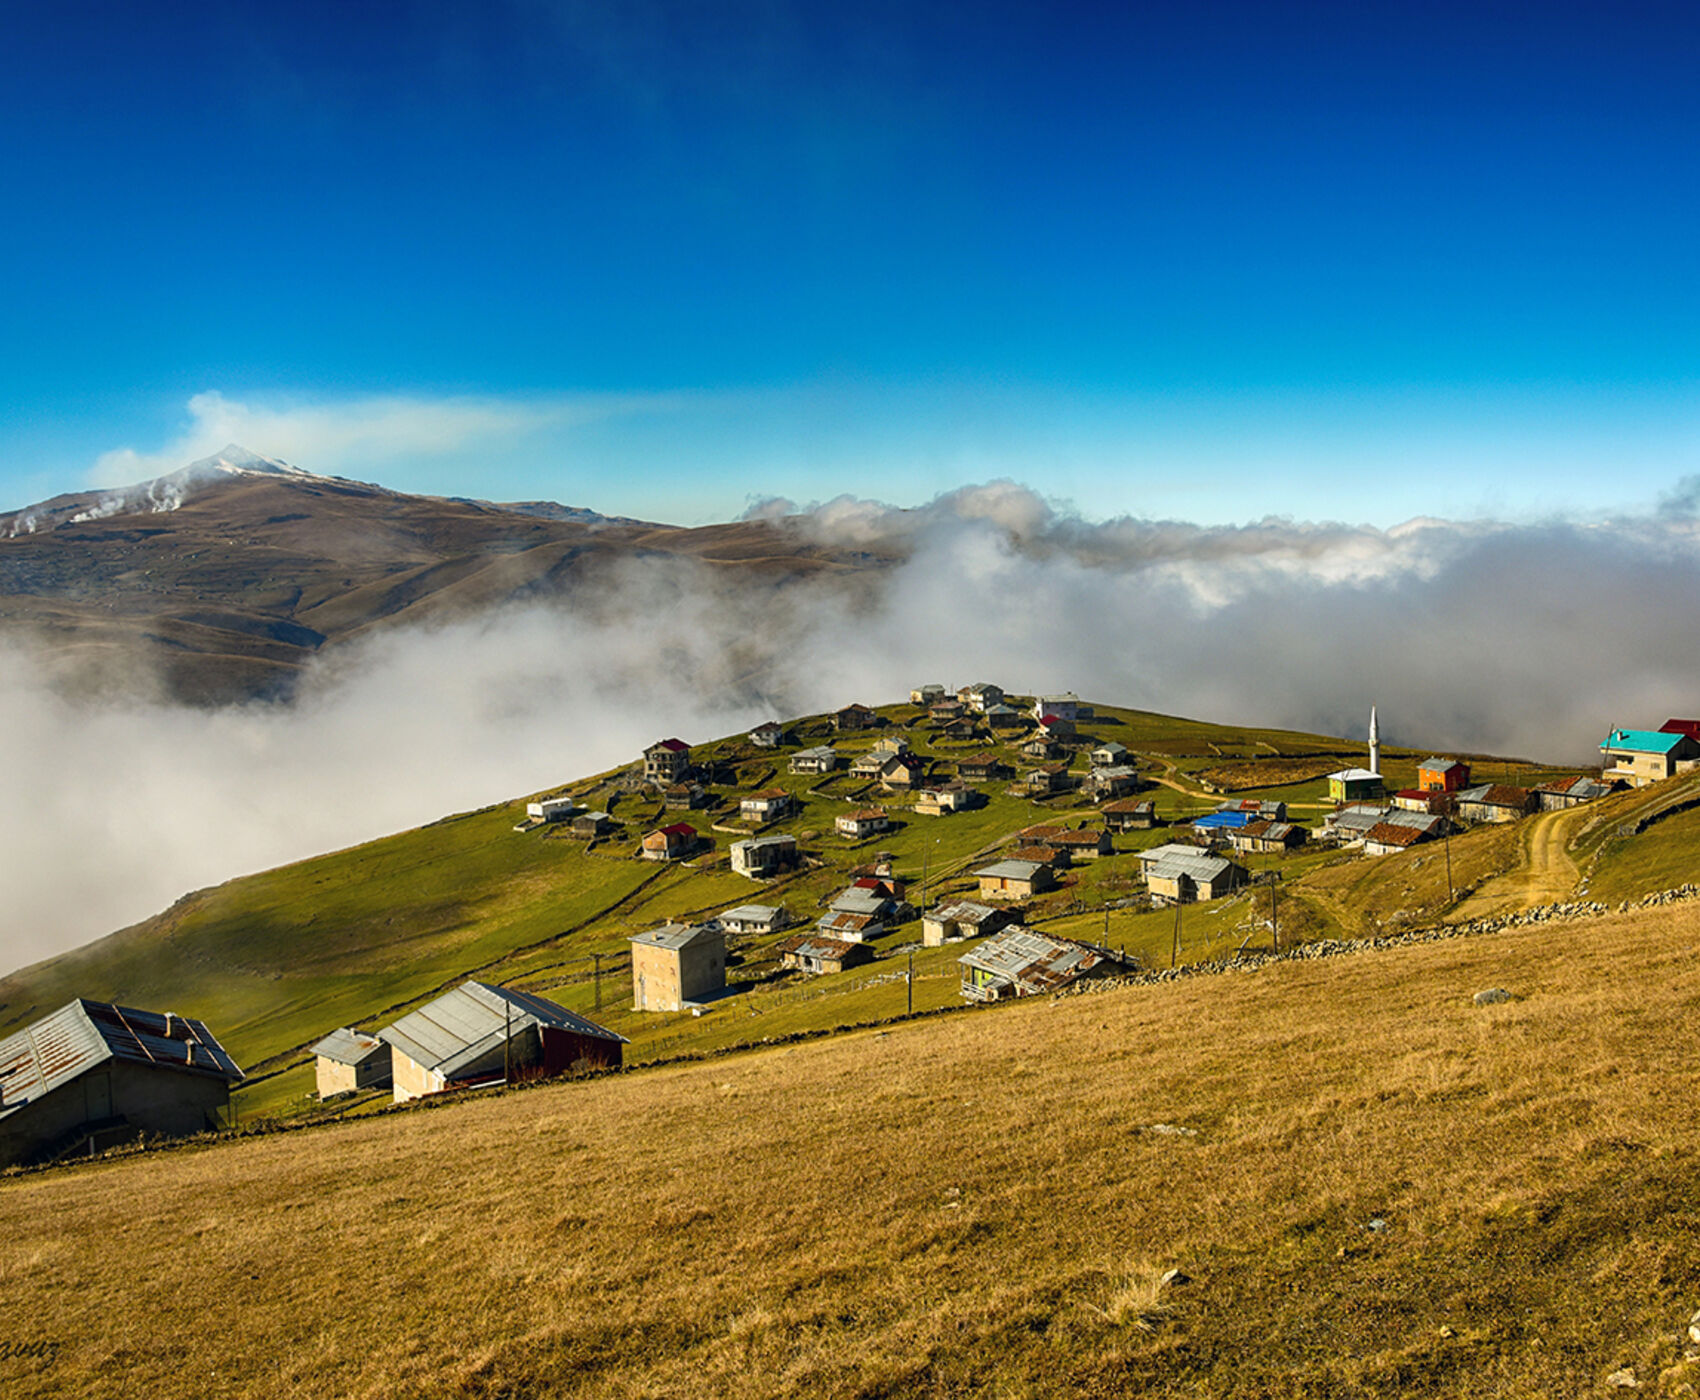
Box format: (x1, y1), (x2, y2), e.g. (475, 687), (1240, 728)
(0, 462), (892, 702)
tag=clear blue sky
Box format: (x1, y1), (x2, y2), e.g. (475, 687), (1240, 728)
(1, 0), (1696, 525)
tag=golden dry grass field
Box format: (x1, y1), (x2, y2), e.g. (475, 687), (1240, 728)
(5, 900), (1700, 1398)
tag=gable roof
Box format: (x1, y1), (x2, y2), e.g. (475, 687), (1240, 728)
(310, 1027), (388, 1067)
(380, 982), (624, 1078)
(976, 859), (1045, 881)
(0, 1000), (243, 1118)
(647, 738), (690, 753)
(1602, 728), (1688, 755)
(777, 933), (861, 961)
(958, 928), (1112, 994)
(1364, 821), (1426, 848)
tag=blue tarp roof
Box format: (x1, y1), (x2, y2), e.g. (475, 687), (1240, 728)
(1193, 811), (1249, 830)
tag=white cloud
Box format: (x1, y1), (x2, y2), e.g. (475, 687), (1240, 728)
(89, 389), (687, 488)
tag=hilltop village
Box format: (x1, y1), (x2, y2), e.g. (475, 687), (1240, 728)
(2, 687), (1697, 1169)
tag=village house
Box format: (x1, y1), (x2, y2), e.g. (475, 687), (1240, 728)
(1455, 784), (1538, 824)
(729, 833), (799, 877)
(1030, 693), (1081, 722)
(380, 983), (625, 1102)
(1091, 741), (1130, 767)
(1326, 767), (1385, 803)
(879, 755), (927, 790)
(975, 858), (1056, 901)
(311, 1027), (393, 1098)
(641, 822), (698, 861)
(739, 788), (795, 823)
(1026, 763), (1073, 795)
(921, 899), (1017, 946)
(816, 910), (886, 942)
(1101, 798), (1159, 831)
(985, 703), (1028, 731)
(959, 682), (1006, 712)
(1228, 819), (1307, 855)
(1599, 728), (1700, 786)
(0, 999), (244, 1167)
(835, 703), (878, 731)
(849, 750), (891, 779)
(957, 752), (1012, 783)
(789, 745), (839, 776)
(644, 738), (692, 784)
(935, 717), (980, 742)
(1021, 736), (1064, 762)
(829, 883), (900, 920)
(629, 923), (727, 1012)
(526, 796), (576, 823)
(1391, 788), (1453, 815)
(1661, 719), (1700, 741)
(1417, 757), (1472, 792)
(1138, 845), (1249, 904)
(852, 871), (907, 900)
(778, 933), (871, 976)
(1362, 821), (1437, 857)
(836, 807), (890, 839)
(916, 782), (984, 816)
(1191, 809), (1250, 838)
(1325, 802), (1394, 841)
(1008, 843), (1070, 869)
(958, 927), (1118, 1001)
(1023, 825), (1113, 860)
(1535, 774), (1621, 810)
(1086, 765), (1142, 799)
(909, 684), (947, 705)
(716, 903), (792, 936)
(1219, 798), (1289, 822)
(748, 720), (787, 749)
(1036, 715), (1077, 742)
(663, 782), (709, 811)
(571, 810), (613, 839)
(929, 698), (968, 723)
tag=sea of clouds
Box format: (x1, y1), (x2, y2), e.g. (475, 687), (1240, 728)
(5, 478), (1700, 973)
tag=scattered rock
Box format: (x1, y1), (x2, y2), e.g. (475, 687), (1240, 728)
(1606, 1367), (1639, 1388)
(1474, 987), (1514, 1006)
(1438, 1324), (1455, 1338)
(1160, 1268), (1190, 1288)
(1363, 1218), (1388, 1232)
(1689, 1308), (1700, 1344)
(1143, 1123), (1198, 1137)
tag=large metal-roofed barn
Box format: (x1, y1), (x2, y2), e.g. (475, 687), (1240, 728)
(0, 999), (243, 1166)
(379, 982), (625, 1103)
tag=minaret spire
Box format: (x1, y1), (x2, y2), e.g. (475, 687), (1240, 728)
(1369, 704), (1380, 776)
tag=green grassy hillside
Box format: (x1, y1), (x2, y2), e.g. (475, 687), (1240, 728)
(4, 695), (1685, 1126)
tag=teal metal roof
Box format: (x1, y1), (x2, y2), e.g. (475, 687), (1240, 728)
(1602, 728), (1686, 755)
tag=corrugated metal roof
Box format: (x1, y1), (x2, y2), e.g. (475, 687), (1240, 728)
(310, 1027), (387, 1067)
(1418, 757), (1464, 772)
(815, 911), (881, 937)
(976, 859), (1044, 880)
(1364, 821), (1426, 848)
(630, 922), (722, 951)
(830, 887), (891, 916)
(379, 981), (624, 1080)
(778, 933), (860, 960)
(928, 900), (999, 925)
(793, 745), (838, 761)
(719, 904), (781, 924)
(1328, 768), (1382, 782)
(0, 999), (242, 1120)
(958, 928), (1109, 993)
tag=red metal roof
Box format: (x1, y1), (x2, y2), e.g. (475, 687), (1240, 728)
(1660, 719), (1700, 740)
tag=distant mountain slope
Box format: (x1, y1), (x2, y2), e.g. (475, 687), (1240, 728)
(0, 446), (897, 702)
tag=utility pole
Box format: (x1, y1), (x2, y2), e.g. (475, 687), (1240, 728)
(1170, 898), (1183, 969)
(907, 950), (914, 1017)
(1444, 825), (1454, 901)
(592, 953), (603, 1011)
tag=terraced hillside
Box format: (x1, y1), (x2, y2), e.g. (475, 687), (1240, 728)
(5, 694), (1655, 1127)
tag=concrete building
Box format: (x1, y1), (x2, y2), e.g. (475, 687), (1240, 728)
(310, 1028), (392, 1098)
(789, 745), (839, 776)
(739, 788), (795, 823)
(1417, 758), (1472, 792)
(380, 982), (625, 1102)
(526, 796), (577, 823)
(642, 822), (698, 860)
(1030, 693), (1081, 722)
(644, 738), (692, 784)
(975, 858), (1055, 901)
(836, 807), (890, 839)
(629, 923), (727, 1012)
(922, 900), (1016, 947)
(1137, 845), (1248, 904)
(748, 721), (787, 748)
(0, 999), (244, 1167)
(729, 833), (799, 877)
(1600, 728), (1700, 786)
(716, 904), (792, 936)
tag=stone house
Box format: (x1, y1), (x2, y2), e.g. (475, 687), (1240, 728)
(644, 738), (692, 784)
(739, 788), (795, 823)
(975, 858), (1055, 901)
(629, 923), (727, 1012)
(777, 933), (871, 976)
(1100, 798), (1158, 831)
(729, 833), (799, 877)
(642, 822), (698, 860)
(311, 1028), (392, 1098)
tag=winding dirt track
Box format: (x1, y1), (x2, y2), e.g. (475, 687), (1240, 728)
(1453, 805), (1586, 919)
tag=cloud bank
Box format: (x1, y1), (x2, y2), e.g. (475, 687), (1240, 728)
(5, 481), (1700, 973)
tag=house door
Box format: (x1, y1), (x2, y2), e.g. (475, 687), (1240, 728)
(85, 1073), (112, 1120)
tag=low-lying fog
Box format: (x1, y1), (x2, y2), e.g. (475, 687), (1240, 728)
(6, 480), (1700, 973)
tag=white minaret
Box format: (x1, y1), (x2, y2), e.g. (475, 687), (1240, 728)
(1368, 704), (1380, 776)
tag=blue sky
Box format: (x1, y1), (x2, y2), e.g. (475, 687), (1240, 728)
(1, 0), (1696, 525)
